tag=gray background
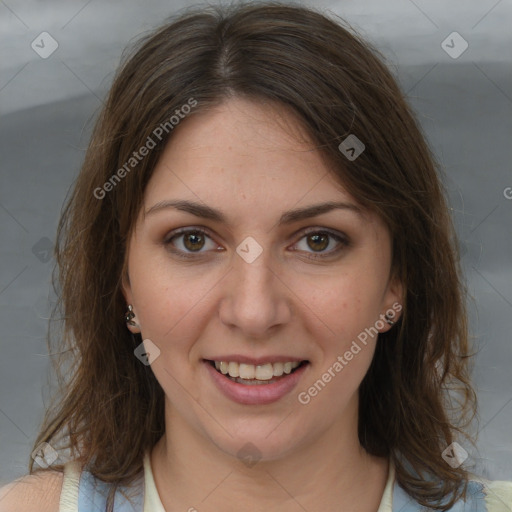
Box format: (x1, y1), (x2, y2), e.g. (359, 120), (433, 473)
(1, 0), (511, 487)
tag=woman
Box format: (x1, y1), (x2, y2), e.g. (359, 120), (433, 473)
(1, 2), (511, 511)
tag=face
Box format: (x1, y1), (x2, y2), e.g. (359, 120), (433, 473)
(122, 97), (402, 462)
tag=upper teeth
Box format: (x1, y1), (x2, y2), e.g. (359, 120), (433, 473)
(214, 361), (301, 380)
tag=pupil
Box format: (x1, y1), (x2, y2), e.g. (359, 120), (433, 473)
(308, 233), (328, 251)
(184, 232), (204, 251)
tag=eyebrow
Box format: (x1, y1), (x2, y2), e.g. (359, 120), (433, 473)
(144, 199), (364, 226)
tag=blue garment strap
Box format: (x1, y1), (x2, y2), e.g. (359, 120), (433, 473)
(76, 460), (492, 511)
(78, 467), (144, 512)
(391, 479), (488, 511)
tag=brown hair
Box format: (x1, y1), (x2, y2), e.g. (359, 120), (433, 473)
(29, 2), (476, 510)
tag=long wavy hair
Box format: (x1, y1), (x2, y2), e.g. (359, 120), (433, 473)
(29, 2), (477, 510)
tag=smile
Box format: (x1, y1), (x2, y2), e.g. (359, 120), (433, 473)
(204, 359), (310, 405)
(211, 360), (305, 382)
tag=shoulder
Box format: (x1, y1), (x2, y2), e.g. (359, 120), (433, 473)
(389, 468), (512, 511)
(475, 476), (512, 511)
(444, 476), (512, 511)
(0, 469), (64, 512)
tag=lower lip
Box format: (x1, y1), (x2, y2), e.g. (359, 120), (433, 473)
(204, 361), (309, 405)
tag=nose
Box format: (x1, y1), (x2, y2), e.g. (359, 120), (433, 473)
(218, 246), (292, 339)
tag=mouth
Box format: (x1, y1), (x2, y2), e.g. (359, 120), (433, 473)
(205, 359), (309, 386)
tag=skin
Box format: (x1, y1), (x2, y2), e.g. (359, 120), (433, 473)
(122, 97), (402, 512)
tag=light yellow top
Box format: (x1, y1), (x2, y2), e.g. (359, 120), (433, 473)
(58, 452), (512, 511)
(58, 452), (165, 512)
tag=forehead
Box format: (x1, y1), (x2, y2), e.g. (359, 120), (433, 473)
(144, 97), (354, 207)
(169, 96), (316, 151)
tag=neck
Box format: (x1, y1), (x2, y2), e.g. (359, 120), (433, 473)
(151, 399), (389, 512)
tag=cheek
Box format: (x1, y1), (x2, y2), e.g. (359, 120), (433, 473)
(296, 274), (380, 411)
(127, 247), (220, 352)
(295, 266), (386, 344)
(291, 264), (387, 403)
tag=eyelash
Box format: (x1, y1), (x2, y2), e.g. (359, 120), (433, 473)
(163, 227), (350, 260)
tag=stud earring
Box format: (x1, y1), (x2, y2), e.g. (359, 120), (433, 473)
(384, 314), (395, 326)
(125, 304), (137, 326)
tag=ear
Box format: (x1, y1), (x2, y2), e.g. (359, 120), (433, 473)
(379, 272), (403, 333)
(121, 264), (132, 304)
(121, 264), (141, 335)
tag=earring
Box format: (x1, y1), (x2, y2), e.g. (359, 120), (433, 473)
(384, 314), (395, 326)
(125, 304), (137, 326)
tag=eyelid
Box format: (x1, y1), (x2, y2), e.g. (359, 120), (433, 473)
(163, 225), (350, 259)
(299, 226), (350, 244)
(291, 227), (350, 259)
(163, 226), (221, 259)
(163, 226), (212, 244)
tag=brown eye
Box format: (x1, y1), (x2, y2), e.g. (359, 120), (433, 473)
(164, 227), (219, 259)
(182, 231), (206, 252)
(306, 233), (329, 252)
(293, 229), (349, 259)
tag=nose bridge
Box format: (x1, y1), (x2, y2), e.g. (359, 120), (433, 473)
(219, 239), (289, 336)
(236, 245), (274, 292)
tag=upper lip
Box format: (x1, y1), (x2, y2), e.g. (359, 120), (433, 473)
(204, 355), (308, 365)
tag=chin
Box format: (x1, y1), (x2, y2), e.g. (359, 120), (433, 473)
(206, 419), (312, 464)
